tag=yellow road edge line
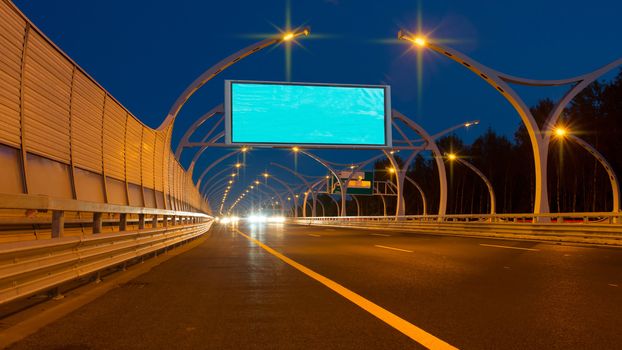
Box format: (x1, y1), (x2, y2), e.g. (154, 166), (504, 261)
(479, 243), (539, 251)
(375, 244), (413, 253)
(234, 228), (457, 350)
(370, 233), (392, 237)
(307, 234), (321, 237)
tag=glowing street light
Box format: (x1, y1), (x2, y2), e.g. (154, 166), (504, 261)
(292, 146), (300, 152)
(554, 127), (568, 137)
(235, 163), (242, 168)
(447, 153), (458, 161)
(263, 173), (269, 178)
(280, 27), (310, 42)
(387, 167), (396, 174)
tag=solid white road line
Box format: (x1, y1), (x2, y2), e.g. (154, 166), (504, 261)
(374, 245), (413, 253)
(307, 234), (321, 237)
(370, 233), (391, 237)
(234, 228), (457, 350)
(479, 243), (539, 251)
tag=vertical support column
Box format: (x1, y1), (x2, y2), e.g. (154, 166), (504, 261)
(51, 211), (65, 238)
(138, 214), (145, 229)
(93, 212), (103, 234)
(152, 214), (159, 228)
(119, 213), (127, 231)
(163, 215), (169, 228)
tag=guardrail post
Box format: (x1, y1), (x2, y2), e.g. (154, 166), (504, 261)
(51, 211), (64, 238)
(119, 213), (127, 231)
(138, 214), (145, 229)
(152, 215), (159, 228)
(163, 215), (169, 228)
(93, 212), (103, 234)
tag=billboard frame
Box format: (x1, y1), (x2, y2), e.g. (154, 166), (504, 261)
(224, 80), (392, 149)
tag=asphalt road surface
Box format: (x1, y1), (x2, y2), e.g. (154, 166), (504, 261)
(8, 223), (622, 349)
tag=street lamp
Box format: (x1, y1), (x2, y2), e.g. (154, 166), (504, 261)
(553, 126), (619, 215)
(446, 153), (496, 215)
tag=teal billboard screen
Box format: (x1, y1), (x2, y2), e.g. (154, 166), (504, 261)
(225, 81), (391, 148)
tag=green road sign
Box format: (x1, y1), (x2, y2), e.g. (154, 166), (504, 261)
(330, 171), (374, 195)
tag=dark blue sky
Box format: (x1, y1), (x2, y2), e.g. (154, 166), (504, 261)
(15, 0), (621, 212)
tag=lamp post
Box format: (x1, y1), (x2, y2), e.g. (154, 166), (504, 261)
(553, 127), (620, 216)
(446, 153), (496, 216)
(398, 29), (622, 220)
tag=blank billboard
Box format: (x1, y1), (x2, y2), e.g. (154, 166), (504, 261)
(225, 81), (391, 148)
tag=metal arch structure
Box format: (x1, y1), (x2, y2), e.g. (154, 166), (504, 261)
(197, 150), (242, 190)
(270, 163), (321, 217)
(174, 104), (224, 160)
(298, 150), (347, 216)
(264, 174), (299, 218)
(450, 157), (496, 215)
(404, 175), (427, 216)
(303, 179), (330, 217)
(157, 28), (310, 133)
(399, 31), (622, 218)
(392, 110), (449, 217)
(563, 135), (620, 214)
(253, 186), (285, 216)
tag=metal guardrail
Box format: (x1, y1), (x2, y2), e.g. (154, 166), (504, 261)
(295, 212), (622, 224)
(0, 222), (211, 305)
(294, 213), (622, 243)
(0, 192), (214, 305)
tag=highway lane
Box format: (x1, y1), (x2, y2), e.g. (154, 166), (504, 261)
(8, 222), (622, 349)
(7, 225), (422, 350)
(247, 223), (622, 349)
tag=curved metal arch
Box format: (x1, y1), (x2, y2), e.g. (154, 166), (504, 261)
(199, 167), (235, 195)
(404, 175), (427, 216)
(270, 162), (319, 217)
(453, 158), (496, 215)
(253, 185), (285, 216)
(266, 174), (299, 218)
(299, 150), (347, 216)
(566, 135), (620, 213)
(174, 104), (224, 159)
(400, 31), (622, 217)
(351, 195), (361, 216)
(393, 110), (448, 217)
(188, 131), (225, 176)
(197, 150), (242, 190)
(204, 176), (235, 200)
(159, 28), (310, 131)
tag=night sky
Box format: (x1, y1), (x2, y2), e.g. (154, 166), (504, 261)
(14, 0), (622, 213)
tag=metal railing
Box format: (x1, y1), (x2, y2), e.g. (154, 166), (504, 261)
(293, 212), (622, 244)
(0, 192), (213, 305)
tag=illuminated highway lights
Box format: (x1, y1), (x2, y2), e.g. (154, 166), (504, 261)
(554, 127), (568, 137)
(282, 32), (295, 41)
(413, 36), (427, 47)
(263, 173), (269, 178)
(292, 146), (300, 152)
(447, 153), (458, 161)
